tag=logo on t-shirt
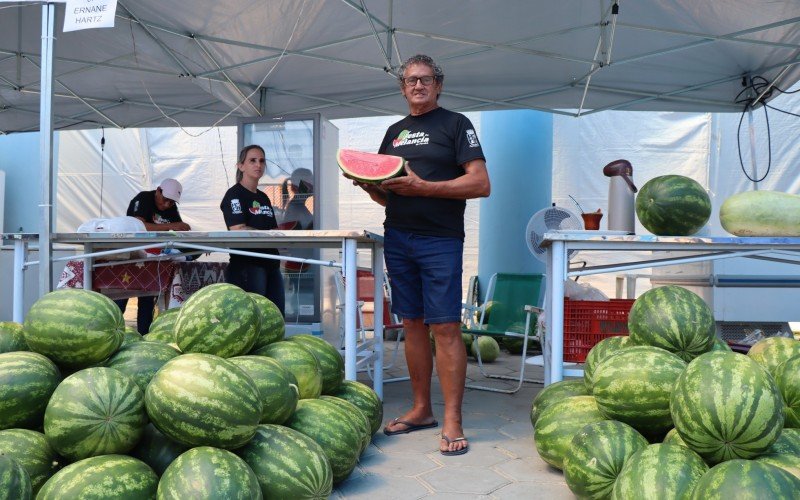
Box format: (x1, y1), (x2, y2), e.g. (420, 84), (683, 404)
(230, 198), (242, 214)
(133, 200), (140, 213)
(466, 129), (480, 148)
(392, 129), (429, 147)
(249, 201), (273, 217)
(154, 214), (171, 224)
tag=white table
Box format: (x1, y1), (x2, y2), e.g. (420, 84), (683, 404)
(3, 230), (387, 398)
(541, 231), (800, 385)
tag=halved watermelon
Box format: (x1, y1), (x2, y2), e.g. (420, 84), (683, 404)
(337, 149), (405, 184)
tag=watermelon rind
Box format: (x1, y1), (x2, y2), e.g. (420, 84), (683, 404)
(229, 355), (300, 425)
(337, 148), (405, 184)
(157, 446), (261, 500)
(43, 367), (147, 461)
(583, 335), (630, 392)
(662, 428), (688, 448)
(755, 454), (800, 481)
(0, 351), (61, 430)
(766, 428), (800, 455)
(36, 455), (158, 500)
(248, 293), (285, 351)
(253, 340), (323, 399)
(530, 379), (589, 428)
(611, 443), (707, 500)
(635, 174), (711, 236)
(236, 424), (333, 499)
(689, 459), (800, 500)
(330, 380), (384, 436)
(774, 356), (800, 428)
(288, 334), (344, 394)
(146, 307), (180, 341)
(0, 429), (61, 494)
(0, 454), (32, 500)
(319, 395), (371, 455)
(0, 321), (27, 353)
(533, 395), (607, 470)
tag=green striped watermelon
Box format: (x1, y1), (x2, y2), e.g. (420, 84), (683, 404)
(748, 336), (800, 376)
(0, 429), (61, 494)
(128, 423), (189, 476)
(611, 443), (707, 499)
(767, 428), (800, 455)
(628, 285), (715, 362)
(563, 420), (649, 499)
(670, 351), (784, 464)
(635, 174), (711, 236)
(689, 459), (800, 499)
(583, 335), (630, 392)
(43, 367), (147, 461)
(0, 454), (31, 500)
(530, 379), (589, 428)
(319, 395), (371, 455)
(148, 307), (179, 335)
(662, 428), (688, 448)
(533, 395), (606, 470)
(121, 327), (143, 348)
(36, 455), (158, 500)
(774, 355), (800, 428)
(175, 283), (259, 358)
(330, 380), (384, 436)
(157, 447), (261, 499)
(145, 353), (262, 449)
(248, 293), (285, 351)
(0, 351), (61, 430)
(592, 346), (686, 438)
(288, 334), (344, 394)
(236, 424), (333, 499)
(710, 336), (732, 352)
(229, 355), (299, 425)
(253, 340), (322, 399)
(22, 289), (124, 369)
(756, 454), (800, 481)
(286, 399), (362, 484)
(0, 321), (27, 353)
(105, 341), (180, 392)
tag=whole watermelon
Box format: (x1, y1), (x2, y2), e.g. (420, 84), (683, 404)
(530, 379), (589, 428)
(592, 345), (686, 438)
(174, 283), (260, 358)
(635, 174), (711, 235)
(157, 447), (261, 500)
(583, 335), (630, 392)
(146, 307), (180, 342)
(710, 336), (733, 352)
(670, 351), (784, 464)
(288, 334), (344, 394)
(689, 460), (800, 499)
(319, 395), (371, 455)
(627, 285), (715, 362)
(662, 428), (688, 448)
(286, 398), (362, 484)
(0, 351), (61, 430)
(756, 454), (800, 481)
(22, 288), (124, 369)
(120, 327), (143, 348)
(563, 420), (649, 499)
(145, 353), (262, 449)
(767, 428), (800, 455)
(104, 340), (180, 392)
(0, 455), (32, 500)
(236, 424), (333, 499)
(611, 443), (707, 500)
(43, 367), (147, 461)
(331, 380), (384, 436)
(0, 429), (61, 494)
(0, 321), (27, 353)
(470, 335), (501, 362)
(248, 293), (285, 350)
(36, 455), (158, 500)
(747, 336), (800, 376)
(253, 340), (323, 399)
(533, 395), (606, 470)
(128, 423), (188, 476)
(774, 356), (800, 428)
(229, 355), (299, 425)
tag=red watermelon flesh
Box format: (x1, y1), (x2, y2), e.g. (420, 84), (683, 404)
(337, 149), (405, 183)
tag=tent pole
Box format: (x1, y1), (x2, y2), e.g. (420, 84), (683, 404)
(39, 3), (56, 298)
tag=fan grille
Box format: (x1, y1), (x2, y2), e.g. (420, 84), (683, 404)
(525, 206), (583, 262)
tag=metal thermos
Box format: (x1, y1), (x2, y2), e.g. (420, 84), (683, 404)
(603, 159), (637, 233)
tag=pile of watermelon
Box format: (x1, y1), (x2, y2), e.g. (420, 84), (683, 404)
(0, 284), (383, 498)
(531, 284), (800, 498)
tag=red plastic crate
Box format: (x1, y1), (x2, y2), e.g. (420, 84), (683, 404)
(564, 299), (635, 363)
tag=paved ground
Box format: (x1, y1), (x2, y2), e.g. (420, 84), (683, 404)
(332, 340), (574, 499)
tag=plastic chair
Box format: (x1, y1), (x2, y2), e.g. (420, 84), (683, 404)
(461, 273), (545, 394)
(334, 269), (408, 383)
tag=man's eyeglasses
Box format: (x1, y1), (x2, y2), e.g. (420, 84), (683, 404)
(401, 75), (437, 87)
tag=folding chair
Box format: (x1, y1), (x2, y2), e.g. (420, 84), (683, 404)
(334, 269), (408, 383)
(461, 273), (545, 394)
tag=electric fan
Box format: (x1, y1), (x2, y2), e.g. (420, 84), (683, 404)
(525, 205), (584, 262)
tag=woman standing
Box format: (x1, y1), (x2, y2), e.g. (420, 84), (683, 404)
(220, 145), (285, 316)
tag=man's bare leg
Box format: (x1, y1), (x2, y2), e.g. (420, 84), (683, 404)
(431, 321), (468, 453)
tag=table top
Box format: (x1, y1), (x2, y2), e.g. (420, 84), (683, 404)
(542, 231), (800, 251)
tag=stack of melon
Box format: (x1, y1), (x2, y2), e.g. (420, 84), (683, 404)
(0, 284), (383, 498)
(531, 284), (800, 498)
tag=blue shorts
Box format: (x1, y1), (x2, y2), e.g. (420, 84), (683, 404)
(384, 227), (463, 324)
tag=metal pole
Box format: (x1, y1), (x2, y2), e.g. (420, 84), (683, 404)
(372, 245), (384, 399)
(38, 3), (56, 297)
(343, 238), (358, 380)
(548, 240), (566, 385)
(13, 239), (27, 323)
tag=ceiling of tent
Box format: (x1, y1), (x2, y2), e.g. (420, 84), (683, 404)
(0, 0), (799, 133)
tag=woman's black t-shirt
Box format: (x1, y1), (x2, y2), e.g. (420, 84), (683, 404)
(220, 183), (279, 265)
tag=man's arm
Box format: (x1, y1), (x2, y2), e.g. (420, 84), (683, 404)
(134, 217), (191, 231)
(381, 159), (490, 199)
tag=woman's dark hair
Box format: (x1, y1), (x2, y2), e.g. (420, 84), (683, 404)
(236, 144), (266, 183)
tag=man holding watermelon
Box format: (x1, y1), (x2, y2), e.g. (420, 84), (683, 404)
(349, 54), (490, 456)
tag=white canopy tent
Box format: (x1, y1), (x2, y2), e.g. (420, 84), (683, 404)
(1, 0), (799, 294)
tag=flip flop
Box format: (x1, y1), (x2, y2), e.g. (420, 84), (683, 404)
(440, 434), (469, 456)
(383, 417), (439, 436)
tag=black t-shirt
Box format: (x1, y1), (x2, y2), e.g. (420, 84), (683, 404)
(126, 190), (182, 224)
(378, 107), (485, 239)
(220, 183), (279, 264)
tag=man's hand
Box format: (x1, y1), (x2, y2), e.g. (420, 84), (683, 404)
(171, 222), (191, 231)
(381, 163), (427, 196)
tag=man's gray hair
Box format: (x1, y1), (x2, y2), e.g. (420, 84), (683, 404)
(397, 54), (444, 84)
